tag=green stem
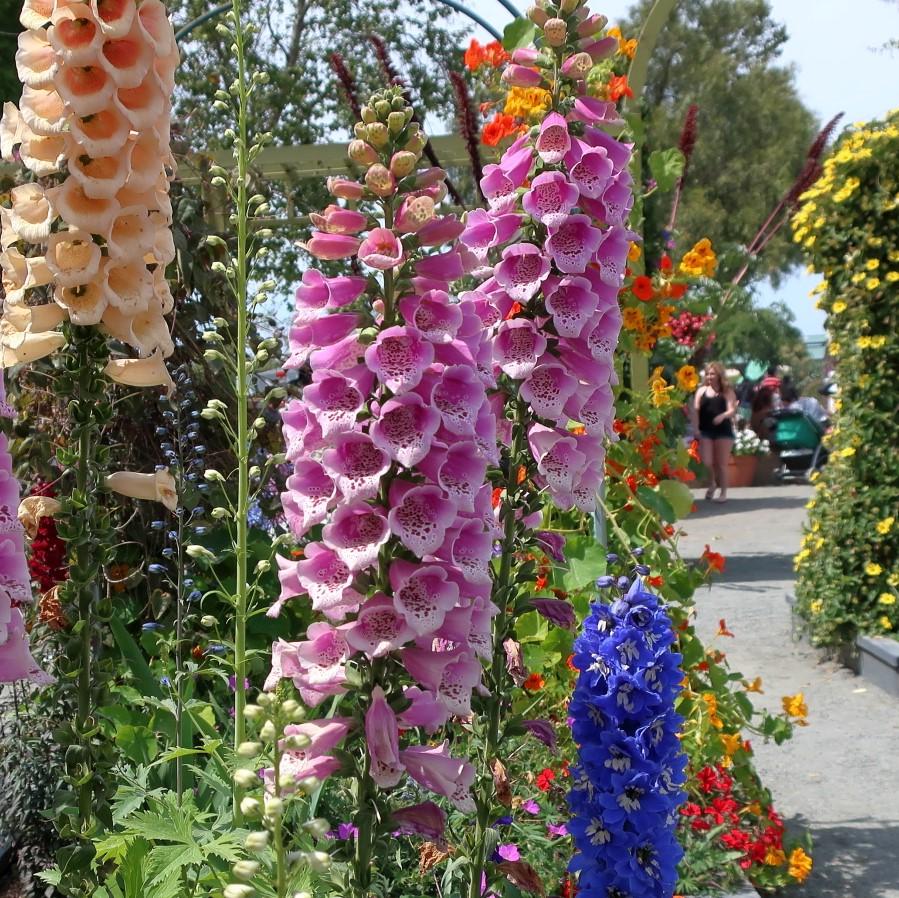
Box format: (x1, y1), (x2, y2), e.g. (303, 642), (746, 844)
(467, 399), (525, 898)
(75, 346), (95, 828)
(272, 741), (287, 898)
(231, 0), (251, 816)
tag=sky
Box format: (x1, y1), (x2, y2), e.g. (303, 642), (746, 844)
(460, 0), (899, 336)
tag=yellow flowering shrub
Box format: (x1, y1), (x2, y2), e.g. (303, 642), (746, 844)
(792, 110), (899, 644)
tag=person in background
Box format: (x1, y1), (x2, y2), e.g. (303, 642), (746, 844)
(781, 380), (829, 429)
(694, 361), (739, 503)
(759, 364), (782, 392)
(750, 385), (777, 441)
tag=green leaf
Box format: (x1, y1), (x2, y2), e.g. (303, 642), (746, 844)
(561, 533), (606, 591)
(657, 479), (694, 520)
(647, 147), (686, 192)
(636, 485), (676, 523)
(115, 725), (159, 764)
(109, 614), (163, 699)
(502, 19), (537, 51)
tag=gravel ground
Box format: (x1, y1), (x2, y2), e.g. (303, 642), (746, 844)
(678, 485), (899, 898)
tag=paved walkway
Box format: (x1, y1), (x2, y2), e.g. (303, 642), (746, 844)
(679, 485), (899, 898)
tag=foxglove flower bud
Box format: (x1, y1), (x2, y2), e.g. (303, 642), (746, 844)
(387, 110), (406, 133)
(390, 151), (418, 178)
(327, 176), (365, 200)
(365, 163), (396, 197)
(561, 51), (593, 79)
(528, 5), (549, 26)
(543, 17), (568, 46)
(348, 139), (379, 166)
(502, 65), (545, 88)
(366, 122), (389, 148)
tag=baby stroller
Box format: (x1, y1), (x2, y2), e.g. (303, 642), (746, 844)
(767, 408), (828, 482)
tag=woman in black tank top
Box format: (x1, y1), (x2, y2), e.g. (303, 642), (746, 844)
(692, 362), (738, 503)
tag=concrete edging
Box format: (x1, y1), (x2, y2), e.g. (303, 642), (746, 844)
(787, 594), (899, 697)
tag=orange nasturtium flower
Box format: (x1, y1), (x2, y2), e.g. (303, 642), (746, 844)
(606, 73), (634, 102)
(523, 672), (545, 691)
(481, 113), (521, 147)
(788, 847), (813, 882)
(701, 544), (726, 573)
(782, 692), (809, 724)
(717, 618), (735, 638)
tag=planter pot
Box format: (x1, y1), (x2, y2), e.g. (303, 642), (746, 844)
(752, 453), (777, 486)
(727, 454), (758, 488)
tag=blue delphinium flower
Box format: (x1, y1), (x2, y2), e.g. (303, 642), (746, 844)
(567, 576), (686, 898)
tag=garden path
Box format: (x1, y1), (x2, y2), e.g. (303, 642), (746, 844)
(679, 485), (899, 898)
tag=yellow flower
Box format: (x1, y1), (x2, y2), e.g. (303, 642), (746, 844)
(765, 848), (787, 867)
(829, 341), (841, 356)
(675, 364), (699, 392)
(503, 86), (552, 120)
(865, 258), (880, 270)
(889, 573), (899, 588)
(782, 692), (808, 722)
(838, 446), (856, 458)
(810, 599), (823, 614)
(678, 238), (717, 278)
(720, 733), (741, 757)
(878, 593), (896, 606)
(628, 242), (642, 262)
(701, 692), (723, 729)
(886, 271), (899, 282)
(788, 848), (812, 883)
(831, 300), (847, 314)
(880, 616), (893, 630)
(865, 562), (883, 577)
(876, 517), (895, 535)
(866, 277), (881, 290)
(743, 676), (764, 693)
(622, 307), (645, 331)
(649, 367), (674, 408)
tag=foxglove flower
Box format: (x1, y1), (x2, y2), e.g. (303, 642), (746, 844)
(0, 376), (50, 683)
(0, 0), (177, 368)
(457, 21), (634, 512)
(567, 577), (686, 898)
(270, 87), (495, 821)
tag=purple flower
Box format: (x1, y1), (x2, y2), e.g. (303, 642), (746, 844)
(495, 243), (551, 302)
(545, 215), (603, 274)
(522, 799), (540, 815)
(547, 822), (568, 837)
(522, 718), (558, 752)
(496, 843), (520, 862)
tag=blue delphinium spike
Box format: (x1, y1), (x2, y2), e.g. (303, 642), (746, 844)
(567, 577), (686, 898)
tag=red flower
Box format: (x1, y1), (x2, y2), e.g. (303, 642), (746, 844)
(535, 768), (556, 792)
(505, 301), (523, 319)
(463, 39), (485, 71)
(721, 828), (752, 851)
(702, 545), (726, 573)
(631, 275), (655, 301)
(491, 487), (504, 509)
(696, 766), (718, 794)
(523, 672), (545, 691)
(483, 40), (510, 67)
(660, 254), (673, 271)
(607, 74), (634, 101)
(667, 282), (688, 299)
(679, 802), (703, 817)
(566, 653), (578, 672)
(647, 575), (664, 588)
(717, 618), (735, 638)
(482, 113), (520, 147)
